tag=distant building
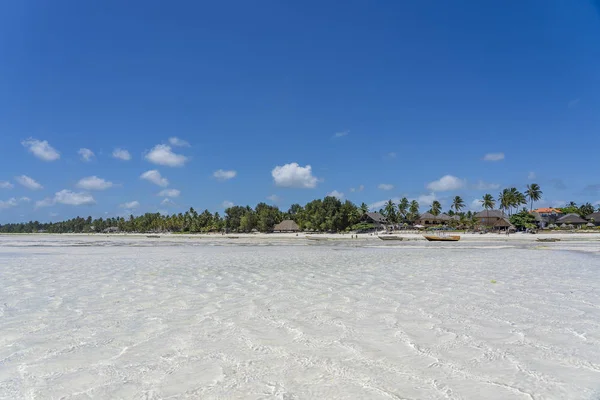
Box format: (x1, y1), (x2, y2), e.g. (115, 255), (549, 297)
(474, 210), (506, 227)
(415, 212), (452, 226)
(556, 213), (588, 228)
(360, 212), (388, 228)
(531, 208), (563, 228)
(103, 227), (120, 233)
(586, 212), (600, 227)
(272, 220), (300, 232)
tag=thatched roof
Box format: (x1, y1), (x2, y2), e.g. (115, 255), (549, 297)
(557, 213), (588, 224)
(273, 220), (300, 232)
(363, 212), (388, 223)
(418, 212), (450, 221)
(493, 217), (513, 228)
(474, 210), (506, 219)
(586, 212), (600, 222)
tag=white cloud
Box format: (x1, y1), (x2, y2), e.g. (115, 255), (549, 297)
(37, 190), (96, 208)
(145, 144), (188, 167)
(54, 190), (95, 206)
(76, 176), (114, 191)
(222, 200), (234, 208)
(120, 201), (140, 209)
(16, 175), (43, 190)
(326, 190), (344, 199)
(483, 152), (505, 162)
(0, 198), (18, 209)
(350, 185), (365, 193)
(161, 198), (176, 206)
(267, 194), (280, 203)
(528, 172), (536, 180)
(49, 212), (59, 217)
(78, 148), (95, 162)
(0, 181), (13, 189)
(272, 163), (319, 189)
(472, 180), (500, 191)
(168, 137), (190, 147)
(213, 169), (237, 181)
(417, 193), (437, 207)
(112, 148), (131, 161)
(158, 189), (180, 197)
(378, 184), (394, 191)
(21, 138), (60, 161)
(140, 170), (169, 187)
(333, 130), (349, 138)
(427, 175), (465, 192)
(20, 197), (31, 203)
(470, 198), (483, 210)
(35, 198), (55, 208)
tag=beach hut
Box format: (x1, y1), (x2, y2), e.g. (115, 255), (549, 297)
(360, 212), (388, 229)
(474, 210), (506, 227)
(556, 213), (588, 228)
(493, 217), (513, 231)
(416, 212), (451, 226)
(272, 220), (301, 232)
(586, 212), (600, 226)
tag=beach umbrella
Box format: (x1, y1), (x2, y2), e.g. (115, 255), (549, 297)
(586, 222), (595, 227)
(561, 223), (567, 228)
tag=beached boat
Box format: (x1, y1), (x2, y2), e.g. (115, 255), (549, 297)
(146, 235), (160, 238)
(226, 236), (240, 239)
(423, 235), (461, 242)
(378, 236), (404, 241)
(536, 238), (561, 242)
(306, 236), (328, 241)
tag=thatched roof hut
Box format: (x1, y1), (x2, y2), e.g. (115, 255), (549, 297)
(557, 213), (588, 225)
(493, 217), (513, 229)
(273, 220), (300, 232)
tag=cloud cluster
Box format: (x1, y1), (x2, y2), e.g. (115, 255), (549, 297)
(483, 152), (505, 162)
(427, 175), (465, 192)
(158, 189), (180, 197)
(272, 163), (319, 189)
(222, 200), (234, 208)
(76, 176), (114, 191)
(0, 198), (18, 209)
(333, 131), (349, 138)
(350, 185), (364, 193)
(378, 184), (394, 191)
(22, 139), (60, 161)
(36, 190), (96, 208)
(112, 148), (131, 161)
(266, 194), (280, 203)
(140, 170), (169, 187)
(120, 201), (140, 209)
(78, 148), (95, 162)
(213, 169), (237, 181)
(168, 137), (190, 147)
(16, 175), (43, 190)
(145, 144), (188, 167)
(0, 181), (13, 189)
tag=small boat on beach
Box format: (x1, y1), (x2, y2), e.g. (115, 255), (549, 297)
(378, 236), (404, 241)
(306, 236), (328, 241)
(536, 238), (561, 242)
(423, 235), (461, 242)
(227, 236), (240, 239)
(146, 235), (160, 238)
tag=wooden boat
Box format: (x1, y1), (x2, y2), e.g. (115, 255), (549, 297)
(423, 235), (460, 242)
(378, 236), (404, 241)
(226, 236), (240, 239)
(536, 238), (561, 242)
(146, 235), (160, 238)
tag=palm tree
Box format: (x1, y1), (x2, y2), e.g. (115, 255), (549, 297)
(408, 200), (420, 222)
(451, 196), (465, 214)
(360, 202), (369, 215)
(498, 189), (510, 215)
(384, 200), (397, 223)
(525, 183), (542, 211)
(430, 200), (442, 216)
(398, 197), (409, 221)
(482, 193), (495, 228)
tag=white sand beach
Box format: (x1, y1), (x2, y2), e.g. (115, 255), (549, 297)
(1, 234), (600, 399)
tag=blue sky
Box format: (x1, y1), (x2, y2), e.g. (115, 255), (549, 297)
(1, 1), (599, 222)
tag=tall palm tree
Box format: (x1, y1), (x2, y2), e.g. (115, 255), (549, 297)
(498, 189), (510, 215)
(525, 183), (542, 211)
(482, 193), (495, 228)
(384, 200), (397, 223)
(360, 202), (369, 215)
(409, 200), (420, 222)
(430, 200), (442, 216)
(452, 196), (465, 214)
(398, 197), (409, 221)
